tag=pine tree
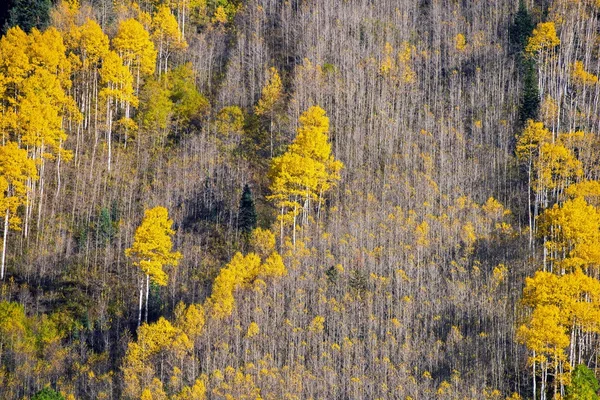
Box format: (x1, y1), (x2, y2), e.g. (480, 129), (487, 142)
(6, 0), (51, 33)
(510, 0), (534, 51)
(238, 184), (257, 235)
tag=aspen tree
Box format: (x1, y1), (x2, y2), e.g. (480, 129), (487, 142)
(125, 206), (181, 326)
(516, 120), (551, 246)
(151, 5), (187, 76)
(99, 51), (137, 171)
(113, 18), (157, 93)
(0, 142), (37, 279)
(268, 106), (343, 245)
(255, 67), (282, 156)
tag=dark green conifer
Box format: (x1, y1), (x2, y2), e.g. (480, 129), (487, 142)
(238, 184), (257, 235)
(6, 0), (51, 33)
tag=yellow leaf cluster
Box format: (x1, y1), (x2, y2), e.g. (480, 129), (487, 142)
(538, 196), (600, 269)
(0, 142), (38, 229)
(379, 41), (416, 83)
(0, 27), (78, 159)
(519, 268), (600, 362)
(113, 18), (157, 77)
(255, 67), (282, 116)
(525, 22), (560, 55)
(268, 106), (343, 220)
(207, 238), (286, 319)
(571, 60), (598, 86)
(125, 206), (182, 286)
(454, 33), (467, 51)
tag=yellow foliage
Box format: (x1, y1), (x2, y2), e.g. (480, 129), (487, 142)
(379, 42), (394, 74)
(534, 142), (582, 193)
(565, 180), (600, 205)
(309, 316), (325, 332)
(212, 6), (228, 24)
(517, 304), (569, 361)
(174, 377), (207, 400)
(207, 245), (287, 319)
(261, 251), (286, 278)
(571, 60), (598, 86)
(152, 5), (187, 51)
(454, 33), (467, 51)
(379, 41), (416, 83)
(250, 227), (276, 257)
(525, 22), (560, 55)
(125, 206), (182, 286)
(0, 142), (38, 229)
(123, 317), (192, 399)
(246, 322), (259, 338)
(174, 302), (205, 340)
(515, 119), (552, 162)
(113, 18), (157, 77)
(540, 95), (559, 127)
(268, 106), (343, 223)
(99, 51), (138, 106)
(415, 221), (429, 247)
(538, 196), (600, 268)
(255, 67), (282, 116)
(215, 106), (244, 137)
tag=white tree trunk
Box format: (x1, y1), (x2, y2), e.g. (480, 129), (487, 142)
(1, 210), (9, 280)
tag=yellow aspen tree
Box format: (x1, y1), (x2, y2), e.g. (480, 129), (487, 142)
(99, 50), (137, 171)
(125, 206), (181, 326)
(174, 302), (205, 341)
(207, 236), (286, 319)
(454, 33), (467, 51)
(525, 22), (560, 98)
(534, 143), (582, 200)
(0, 142), (38, 280)
(68, 19), (110, 167)
(122, 317), (192, 398)
(516, 119), (552, 247)
(517, 304), (570, 400)
(0, 26), (78, 236)
(112, 18), (157, 93)
(172, 377), (207, 400)
(525, 22), (560, 57)
(255, 67), (282, 156)
(212, 6), (228, 25)
(151, 5), (187, 76)
(571, 61), (598, 86)
(538, 196), (600, 272)
(268, 106), (343, 245)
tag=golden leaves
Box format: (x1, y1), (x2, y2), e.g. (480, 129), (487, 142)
(268, 106), (343, 221)
(255, 67), (282, 117)
(525, 22), (560, 56)
(207, 231), (286, 319)
(125, 206), (181, 286)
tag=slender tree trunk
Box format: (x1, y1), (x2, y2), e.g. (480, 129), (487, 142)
(280, 206), (284, 247)
(528, 161), (533, 249)
(533, 351), (537, 399)
(292, 203), (297, 247)
(107, 98), (113, 172)
(138, 280), (143, 328)
(1, 209), (9, 280)
(145, 273), (150, 323)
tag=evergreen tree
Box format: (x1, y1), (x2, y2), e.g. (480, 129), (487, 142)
(238, 184), (257, 234)
(566, 364), (600, 400)
(6, 0), (51, 33)
(510, 0), (534, 50)
(521, 58), (540, 122)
